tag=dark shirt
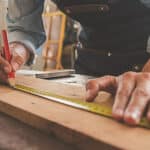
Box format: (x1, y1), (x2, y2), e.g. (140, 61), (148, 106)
(7, 0), (150, 75)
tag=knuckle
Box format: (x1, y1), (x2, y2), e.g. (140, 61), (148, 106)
(140, 73), (150, 80)
(15, 56), (24, 65)
(103, 75), (117, 85)
(134, 88), (149, 98)
(86, 79), (97, 89)
(103, 75), (116, 82)
(117, 89), (130, 97)
(122, 71), (136, 79)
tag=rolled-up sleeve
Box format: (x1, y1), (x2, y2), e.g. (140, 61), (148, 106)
(7, 0), (46, 65)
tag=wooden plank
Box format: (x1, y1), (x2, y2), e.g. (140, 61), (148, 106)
(0, 76), (150, 150)
(0, 113), (77, 150)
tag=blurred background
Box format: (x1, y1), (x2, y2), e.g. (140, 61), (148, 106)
(22, 0), (82, 71)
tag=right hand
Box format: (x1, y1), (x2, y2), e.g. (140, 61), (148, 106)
(0, 42), (30, 83)
(85, 71), (150, 125)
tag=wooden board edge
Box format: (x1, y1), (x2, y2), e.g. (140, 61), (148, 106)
(0, 98), (117, 150)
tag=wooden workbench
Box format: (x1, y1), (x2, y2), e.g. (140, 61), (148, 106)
(0, 75), (150, 150)
(0, 113), (77, 150)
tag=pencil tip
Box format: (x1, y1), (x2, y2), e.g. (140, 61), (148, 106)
(8, 78), (16, 87)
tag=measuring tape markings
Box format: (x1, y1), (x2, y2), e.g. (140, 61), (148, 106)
(14, 84), (150, 129)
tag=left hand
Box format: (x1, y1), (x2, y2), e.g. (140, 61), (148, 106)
(9, 42), (30, 72)
(86, 63), (150, 125)
(0, 42), (29, 84)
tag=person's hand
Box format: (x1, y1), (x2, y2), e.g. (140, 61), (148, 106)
(0, 42), (29, 83)
(86, 71), (150, 125)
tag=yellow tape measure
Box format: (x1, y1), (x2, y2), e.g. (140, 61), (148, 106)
(14, 84), (150, 129)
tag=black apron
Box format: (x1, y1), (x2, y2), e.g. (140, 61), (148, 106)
(54, 0), (150, 76)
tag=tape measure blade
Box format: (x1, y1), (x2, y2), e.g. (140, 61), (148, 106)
(14, 84), (150, 129)
(14, 84), (112, 117)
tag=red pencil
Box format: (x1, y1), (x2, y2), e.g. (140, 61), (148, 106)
(2, 30), (15, 86)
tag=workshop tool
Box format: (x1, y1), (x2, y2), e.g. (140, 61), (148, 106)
(16, 69), (75, 79)
(2, 30), (15, 84)
(14, 83), (150, 129)
(0, 0), (15, 86)
(35, 69), (75, 79)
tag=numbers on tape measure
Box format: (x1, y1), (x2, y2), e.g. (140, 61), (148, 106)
(14, 84), (150, 129)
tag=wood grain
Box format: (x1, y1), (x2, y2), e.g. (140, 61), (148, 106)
(0, 75), (150, 150)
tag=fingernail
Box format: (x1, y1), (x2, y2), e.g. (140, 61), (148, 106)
(131, 111), (140, 123)
(124, 110), (140, 125)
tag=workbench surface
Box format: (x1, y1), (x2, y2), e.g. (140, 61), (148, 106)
(0, 113), (76, 150)
(0, 74), (91, 150)
(0, 74), (150, 150)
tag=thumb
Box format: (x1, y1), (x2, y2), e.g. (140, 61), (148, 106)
(11, 55), (24, 71)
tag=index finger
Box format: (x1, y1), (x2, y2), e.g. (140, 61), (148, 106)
(86, 75), (117, 102)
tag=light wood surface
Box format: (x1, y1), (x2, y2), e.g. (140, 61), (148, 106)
(0, 75), (150, 150)
(0, 113), (77, 150)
